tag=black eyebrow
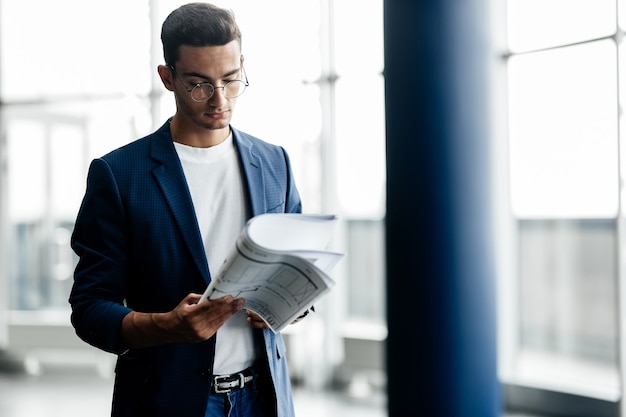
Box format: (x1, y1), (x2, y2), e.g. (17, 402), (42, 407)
(180, 67), (241, 82)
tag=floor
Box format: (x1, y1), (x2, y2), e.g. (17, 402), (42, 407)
(0, 368), (386, 417)
(0, 367), (545, 417)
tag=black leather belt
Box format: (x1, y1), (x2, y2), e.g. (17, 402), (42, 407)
(212, 367), (255, 394)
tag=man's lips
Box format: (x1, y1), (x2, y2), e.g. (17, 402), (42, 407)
(205, 110), (229, 119)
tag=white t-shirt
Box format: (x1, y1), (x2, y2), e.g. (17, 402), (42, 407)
(174, 134), (255, 374)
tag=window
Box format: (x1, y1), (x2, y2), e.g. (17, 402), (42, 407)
(0, 0), (386, 392)
(503, 0), (623, 412)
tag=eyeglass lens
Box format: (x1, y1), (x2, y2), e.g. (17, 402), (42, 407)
(191, 81), (246, 102)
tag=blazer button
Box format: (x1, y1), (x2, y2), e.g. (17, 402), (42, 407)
(199, 367), (212, 377)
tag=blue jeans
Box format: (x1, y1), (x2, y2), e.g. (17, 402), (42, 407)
(205, 384), (266, 417)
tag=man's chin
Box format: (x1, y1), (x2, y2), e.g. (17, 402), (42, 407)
(197, 120), (230, 131)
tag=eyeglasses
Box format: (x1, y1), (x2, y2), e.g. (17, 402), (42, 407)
(169, 65), (249, 102)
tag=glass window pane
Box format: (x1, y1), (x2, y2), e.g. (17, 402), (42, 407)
(508, 40), (619, 219)
(517, 219), (619, 399)
(7, 122), (47, 221)
(507, 0), (616, 52)
(345, 219), (385, 320)
(619, 1), (626, 30)
(49, 125), (88, 219)
(334, 0), (384, 75)
(158, 0), (324, 213)
(520, 221), (617, 359)
(335, 75), (386, 219)
(6, 100), (147, 310)
(333, 0), (385, 326)
(0, 0), (151, 100)
(333, 0), (384, 220)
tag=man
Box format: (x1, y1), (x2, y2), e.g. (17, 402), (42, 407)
(69, 3), (301, 416)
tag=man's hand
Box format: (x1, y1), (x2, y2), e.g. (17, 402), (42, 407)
(120, 293), (245, 349)
(164, 293), (246, 342)
(246, 310), (270, 329)
(246, 308), (312, 330)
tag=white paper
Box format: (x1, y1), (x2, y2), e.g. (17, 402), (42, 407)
(199, 213), (343, 332)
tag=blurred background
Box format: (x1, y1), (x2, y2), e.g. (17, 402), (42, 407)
(0, 0), (625, 416)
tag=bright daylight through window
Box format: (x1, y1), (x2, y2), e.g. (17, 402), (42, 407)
(505, 0), (622, 405)
(0, 0), (385, 398)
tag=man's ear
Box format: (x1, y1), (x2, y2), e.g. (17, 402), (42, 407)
(157, 65), (175, 91)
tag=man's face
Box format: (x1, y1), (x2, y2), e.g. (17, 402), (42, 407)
(170, 40), (244, 132)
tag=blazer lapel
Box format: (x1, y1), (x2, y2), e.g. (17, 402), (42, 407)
(233, 128), (266, 216)
(149, 124), (211, 285)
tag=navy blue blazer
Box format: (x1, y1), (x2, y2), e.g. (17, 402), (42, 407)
(69, 120), (301, 417)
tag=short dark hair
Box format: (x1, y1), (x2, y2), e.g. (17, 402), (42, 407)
(161, 2), (242, 66)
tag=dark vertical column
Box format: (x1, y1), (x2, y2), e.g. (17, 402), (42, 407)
(384, 0), (500, 416)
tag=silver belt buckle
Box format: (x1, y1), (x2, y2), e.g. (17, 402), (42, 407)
(213, 372), (245, 394)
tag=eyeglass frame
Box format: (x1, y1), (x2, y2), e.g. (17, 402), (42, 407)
(168, 64), (249, 102)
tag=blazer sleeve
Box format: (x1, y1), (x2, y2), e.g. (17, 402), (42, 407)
(281, 146), (302, 214)
(69, 158), (132, 354)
